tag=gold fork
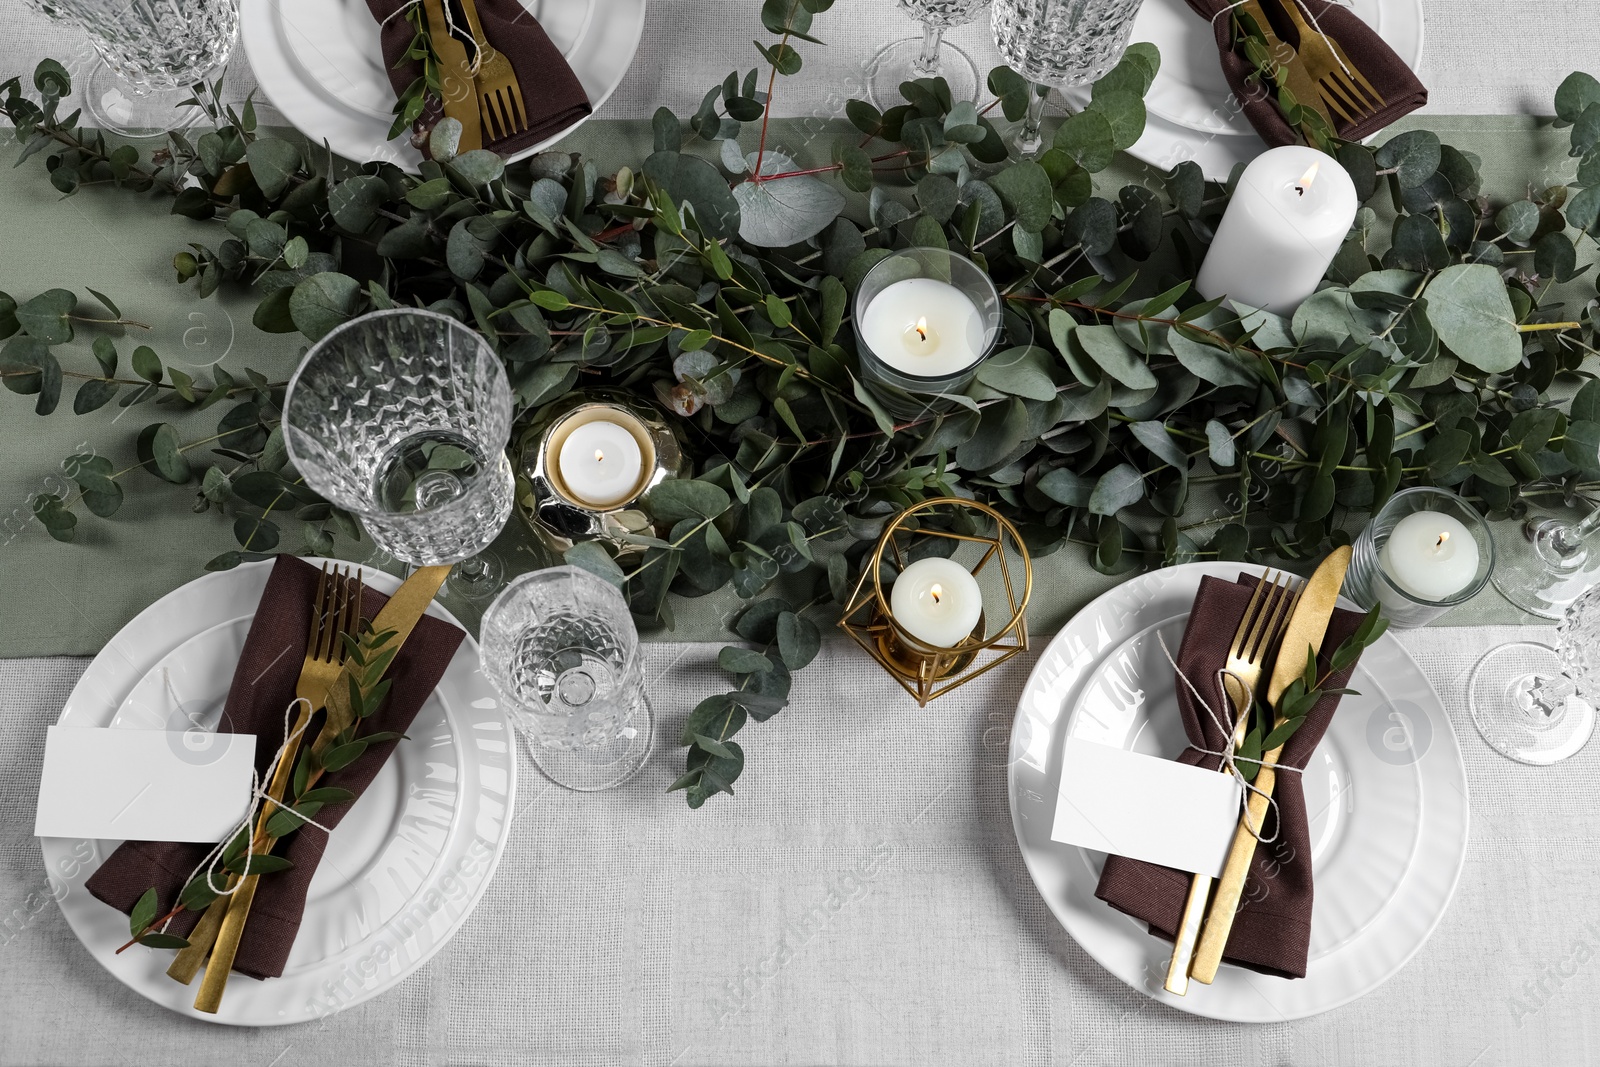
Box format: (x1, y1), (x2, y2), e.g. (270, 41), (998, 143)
(1272, 0), (1386, 125)
(456, 0), (529, 142)
(1163, 572), (1302, 995)
(192, 565), (362, 1013)
(1234, 0), (1335, 128)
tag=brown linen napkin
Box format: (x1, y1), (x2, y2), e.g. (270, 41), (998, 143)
(1185, 0), (1426, 147)
(85, 554), (465, 980)
(1093, 573), (1364, 979)
(367, 0), (592, 156)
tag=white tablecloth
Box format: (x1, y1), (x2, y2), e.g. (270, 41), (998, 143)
(3, 627), (1599, 1066)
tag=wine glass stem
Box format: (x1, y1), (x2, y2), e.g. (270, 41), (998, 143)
(1553, 505), (1600, 555)
(914, 22), (944, 77)
(1016, 83), (1050, 157)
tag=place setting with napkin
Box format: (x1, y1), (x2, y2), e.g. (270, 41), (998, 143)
(1060, 0), (1428, 178)
(1015, 547), (1466, 1021)
(236, 0), (646, 169)
(35, 554), (515, 1024)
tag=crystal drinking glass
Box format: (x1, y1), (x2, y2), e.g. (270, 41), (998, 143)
(283, 309), (514, 600)
(27, 0), (239, 136)
(1469, 582), (1600, 764)
(869, 0), (993, 108)
(990, 0), (1149, 155)
(1489, 506), (1600, 620)
(479, 565), (654, 791)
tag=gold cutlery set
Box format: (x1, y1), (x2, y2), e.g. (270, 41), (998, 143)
(1238, 0), (1386, 128)
(1165, 547), (1352, 995)
(424, 0), (530, 152)
(177, 563), (451, 1014)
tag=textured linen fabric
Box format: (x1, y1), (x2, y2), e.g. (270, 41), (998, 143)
(5, 627), (1600, 1066)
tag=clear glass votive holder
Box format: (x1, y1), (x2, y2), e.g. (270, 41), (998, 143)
(853, 247), (1002, 414)
(1346, 487), (1495, 627)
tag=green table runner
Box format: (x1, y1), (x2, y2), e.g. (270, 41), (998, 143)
(0, 117), (1562, 656)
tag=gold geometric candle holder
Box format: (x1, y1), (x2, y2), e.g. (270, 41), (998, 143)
(838, 497), (1032, 707)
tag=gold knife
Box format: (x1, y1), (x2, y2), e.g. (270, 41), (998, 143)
(1235, 0), (1335, 129)
(193, 564), (452, 1014)
(1188, 546), (1351, 985)
(423, 0), (483, 153)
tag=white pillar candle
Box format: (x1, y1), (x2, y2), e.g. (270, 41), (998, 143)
(858, 278), (987, 378)
(1195, 145), (1358, 315)
(890, 556), (983, 648)
(1379, 511), (1481, 601)
(556, 418), (645, 509)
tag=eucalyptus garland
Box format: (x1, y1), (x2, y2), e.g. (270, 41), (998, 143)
(5, 0), (1600, 807)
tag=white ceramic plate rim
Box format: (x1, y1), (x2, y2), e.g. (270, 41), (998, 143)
(1006, 561), (1469, 1022)
(41, 558), (517, 1026)
(240, 0), (648, 169)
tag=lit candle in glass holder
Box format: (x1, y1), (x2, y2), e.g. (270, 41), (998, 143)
(855, 248), (1001, 410)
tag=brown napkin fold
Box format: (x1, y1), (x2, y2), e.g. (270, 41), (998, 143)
(1185, 0), (1426, 147)
(367, 0), (591, 156)
(1094, 573), (1364, 979)
(85, 554), (464, 980)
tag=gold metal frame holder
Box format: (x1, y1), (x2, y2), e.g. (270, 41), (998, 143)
(837, 497), (1033, 706)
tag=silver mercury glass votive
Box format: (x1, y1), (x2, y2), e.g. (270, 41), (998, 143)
(512, 394), (687, 558)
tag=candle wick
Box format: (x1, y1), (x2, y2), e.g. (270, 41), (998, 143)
(930, 582), (942, 605)
(595, 449), (605, 462)
(914, 316), (928, 342)
(1436, 532), (1449, 547)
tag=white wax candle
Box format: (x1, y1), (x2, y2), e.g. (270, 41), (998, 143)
(1379, 511), (1480, 601)
(890, 556), (983, 648)
(557, 418), (645, 508)
(858, 278), (987, 378)
(1195, 145), (1358, 315)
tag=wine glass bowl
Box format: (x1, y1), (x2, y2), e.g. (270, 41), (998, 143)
(28, 0), (238, 134)
(990, 0), (1150, 155)
(283, 308), (515, 569)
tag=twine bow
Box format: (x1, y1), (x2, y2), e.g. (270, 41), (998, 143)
(1157, 632), (1300, 846)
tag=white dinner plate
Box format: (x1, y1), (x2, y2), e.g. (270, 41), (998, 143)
(1008, 562), (1468, 1022)
(40, 559), (517, 1026)
(1059, 0), (1423, 178)
(240, 0), (648, 168)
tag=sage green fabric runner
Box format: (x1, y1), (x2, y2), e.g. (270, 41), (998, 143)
(0, 117), (1564, 656)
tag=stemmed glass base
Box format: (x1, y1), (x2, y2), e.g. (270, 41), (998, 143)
(76, 59), (210, 137)
(867, 33), (980, 108)
(1490, 514), (1600, 620)
(527, 695), (655, 792)
(1469, 643), (1596, 765)
(445, 551), (506, 602)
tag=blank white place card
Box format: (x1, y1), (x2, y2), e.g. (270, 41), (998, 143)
(35, 726), (256, 843)
(1051, 737), (1243, 878)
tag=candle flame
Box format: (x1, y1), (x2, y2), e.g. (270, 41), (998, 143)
(595, 449), (605, 462)
(1437, 531), (1450, 547)
(930, 582), (943, 605)
(1296, 162), (1320, 196)
(914, 317), (928, 342)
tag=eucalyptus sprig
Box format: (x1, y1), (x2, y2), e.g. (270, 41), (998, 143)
(6, 3), (1600, 805)
(117, 622), (406, 956)
(1235, 605), (1390, 781)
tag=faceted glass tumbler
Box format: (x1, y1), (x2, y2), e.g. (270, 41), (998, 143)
(283, 309), (514, 567)
(479, 565), (654, 791)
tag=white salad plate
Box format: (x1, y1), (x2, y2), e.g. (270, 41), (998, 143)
(41, 558), (517, 1026)
(1008, 561), (1468, 1021)
(1061, 0), (1424, 179)
(240, 0), (648, 168)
